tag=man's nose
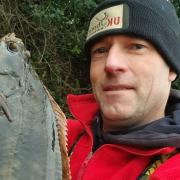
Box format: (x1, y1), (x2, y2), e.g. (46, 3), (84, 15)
(104, 44), (128, 74)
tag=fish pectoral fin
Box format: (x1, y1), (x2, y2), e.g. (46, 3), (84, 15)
(0, 92), (13, 122)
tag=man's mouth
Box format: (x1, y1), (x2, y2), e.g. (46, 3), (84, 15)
(103, 84), (134, 92)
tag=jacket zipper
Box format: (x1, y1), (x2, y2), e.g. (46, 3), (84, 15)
(77, 151), (93, 180)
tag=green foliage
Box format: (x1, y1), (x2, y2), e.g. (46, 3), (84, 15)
(0, 0), (179, 114)
(170, 0), (180, 89)
(171, 0), (180, 17)
(0, 0), (100, 113)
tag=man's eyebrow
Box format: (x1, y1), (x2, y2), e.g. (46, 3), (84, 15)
(94, 38), (107, 44)
(123, 35), (145, 41)
(91, 40), (107, 51)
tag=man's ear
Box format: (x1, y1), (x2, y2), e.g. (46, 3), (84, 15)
(169, 69), (177, 82)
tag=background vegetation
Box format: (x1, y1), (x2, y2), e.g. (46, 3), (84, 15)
(0, 0), (179, 114)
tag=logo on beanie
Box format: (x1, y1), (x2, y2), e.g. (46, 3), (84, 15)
(87, 4), (129, 40)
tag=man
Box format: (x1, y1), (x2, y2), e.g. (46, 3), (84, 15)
(67, 0), (180, 179)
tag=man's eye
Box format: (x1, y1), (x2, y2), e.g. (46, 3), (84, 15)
(91, 47), (108, 58)
(129, 44), (146, 50)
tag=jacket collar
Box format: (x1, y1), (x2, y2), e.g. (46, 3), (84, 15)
(67, 93), (98, 124)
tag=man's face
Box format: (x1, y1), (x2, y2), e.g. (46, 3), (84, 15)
(90, 35), (176, 132)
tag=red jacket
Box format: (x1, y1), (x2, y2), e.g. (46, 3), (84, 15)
(67, 93), (180, 180)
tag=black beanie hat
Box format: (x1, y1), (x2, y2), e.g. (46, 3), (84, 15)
(84, 0), (180, 75)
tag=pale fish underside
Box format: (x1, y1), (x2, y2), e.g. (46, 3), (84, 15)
(0, 33), (69, 180)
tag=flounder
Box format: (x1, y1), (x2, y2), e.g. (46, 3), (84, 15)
(0, 33), (69, 180)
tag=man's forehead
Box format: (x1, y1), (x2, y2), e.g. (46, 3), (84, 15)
(91, 35), (153, 46)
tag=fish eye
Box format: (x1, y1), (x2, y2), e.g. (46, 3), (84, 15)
(7, 41), (18, 53)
